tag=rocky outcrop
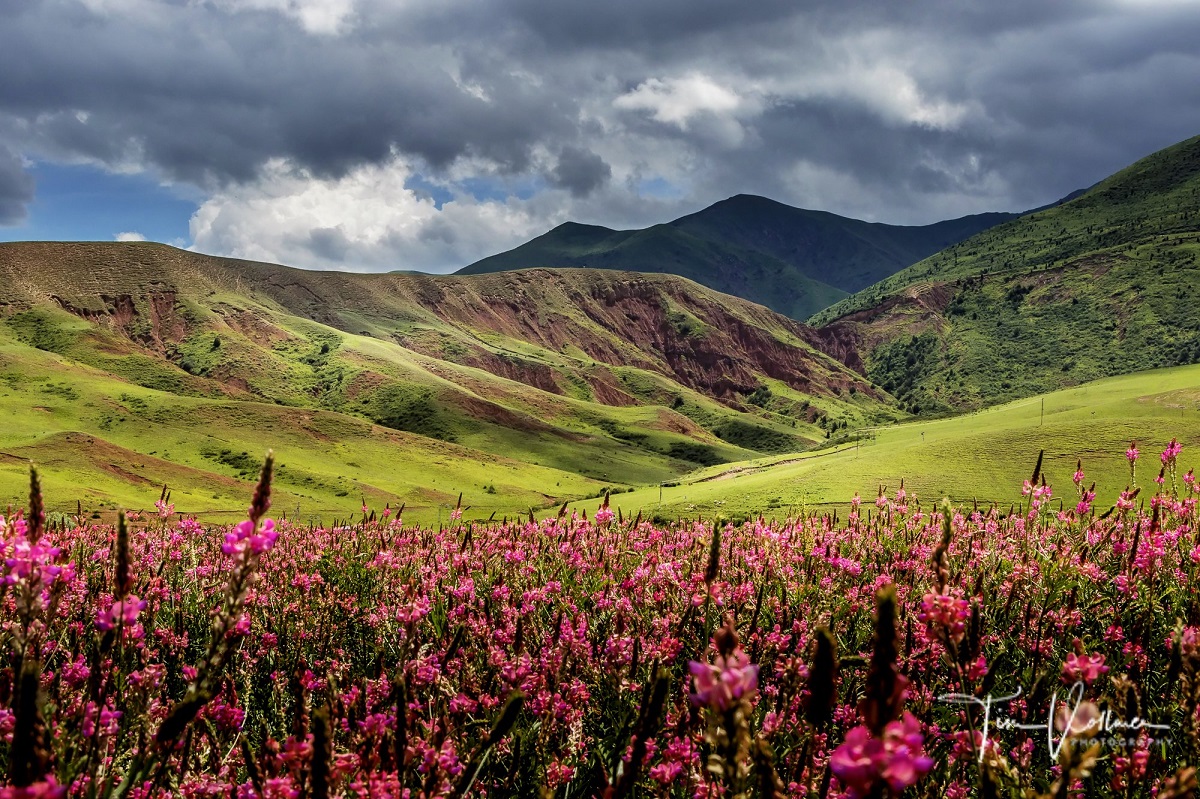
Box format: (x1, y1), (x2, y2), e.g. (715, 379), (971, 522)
(52, 290), (188, 353)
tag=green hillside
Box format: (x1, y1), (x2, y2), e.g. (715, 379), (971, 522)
(671, 194), (1018, 292)
(567, 364), (1200, 523)
(457, 221), (848, 320)
(0, 242), (897, 522)
(0, 321), (605, 525)
(458, 194), (1019, 319)
(812, 134), (1200, 413)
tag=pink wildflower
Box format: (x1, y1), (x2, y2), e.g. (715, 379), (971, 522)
(1173, 626), (1200, 657)
(1055, 700), (1102, 738)
(0, 776), (67, 799)
(918, 592), (970, 643)
(1162, 438), (1183, 466)
(648, 761), (683, 785)
(261, 777), (299, 799)
(3, 535), (62, 587)
(95, 595), (148, 633)
(1062, 652), (1108, 685)
(830, 726), (878, 794)
(688, 643), (759, 712)
(830, 713), (933, 798)
(1076, 488), (1095, 516)
(222, 518), (278, 557)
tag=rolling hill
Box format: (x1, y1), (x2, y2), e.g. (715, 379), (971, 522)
(0, 242), (898, 522)
(457, 194), (1020, 320)
(567, 363), (1200, 524)
(812, 133), (1200, 413)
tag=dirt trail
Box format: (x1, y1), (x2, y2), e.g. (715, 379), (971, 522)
(691, 442), (857, 483)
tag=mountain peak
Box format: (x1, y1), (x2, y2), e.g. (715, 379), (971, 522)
(459, 193), (1021, 317)
(547, 220), (618, 235)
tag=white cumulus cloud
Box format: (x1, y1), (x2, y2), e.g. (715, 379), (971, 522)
(615, 73), (745, 128)
(188, 156), (556, 272)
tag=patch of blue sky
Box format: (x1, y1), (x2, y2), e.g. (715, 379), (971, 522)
(459, 175), (544, 203)
(402, 173), (454, 210)
(402, 173), (544, 207)
(0, 162), (198, 245)
(635, 176), (684, 200)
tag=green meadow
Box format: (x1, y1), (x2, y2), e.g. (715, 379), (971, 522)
(6, 310), (1199, 527)
(0, 327), (608, 526)
(575, 364), (1200, 523)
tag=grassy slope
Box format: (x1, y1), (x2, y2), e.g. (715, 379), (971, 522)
(571, 364), (1200, 522)
(0, 243), (896, 522)
(670, 194), (1019, 293)
(810, 134), (1200, 412)
(0, 323), (611, 525)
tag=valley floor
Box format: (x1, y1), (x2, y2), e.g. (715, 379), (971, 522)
(571, 363), (1200, 522)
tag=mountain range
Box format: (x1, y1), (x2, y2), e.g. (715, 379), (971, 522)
(465, 133), (1200, 414)
(458, 195), (1021, 320)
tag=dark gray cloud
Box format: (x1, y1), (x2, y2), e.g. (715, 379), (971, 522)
(306, 227), (352, 263)
(500, 0), (800, 49)
(549, 147), (611, 197)
(1, 0), (1198, 267)
(0, 144), (34, 225)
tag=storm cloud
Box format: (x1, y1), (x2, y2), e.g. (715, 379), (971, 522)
(0, 145), (34, 225)
(1, 0), (1199, 270)
(549, 147), (612, 198)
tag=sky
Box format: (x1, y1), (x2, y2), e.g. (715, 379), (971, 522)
(1, 0), (1199, 274)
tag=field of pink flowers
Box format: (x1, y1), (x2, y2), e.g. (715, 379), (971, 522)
(3, 443), (1200, 798)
